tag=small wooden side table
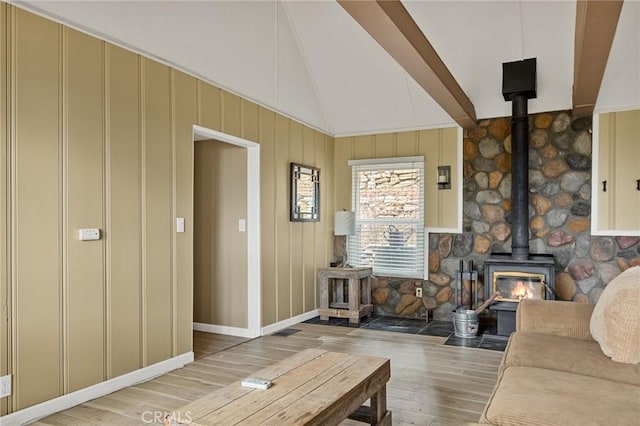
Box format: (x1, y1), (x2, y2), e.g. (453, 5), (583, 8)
(318, 267), (373, 324)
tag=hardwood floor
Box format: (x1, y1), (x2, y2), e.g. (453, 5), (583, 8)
(193, 330), (250, 360)
(35, 323), (502, 425)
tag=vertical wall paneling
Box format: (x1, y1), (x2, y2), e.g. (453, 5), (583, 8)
(193, 140), (248, 328)
(2, 5), (336, 413)
(334, 128), (459, 233)
(354, 135), (374, 159)
(374, 133), (395, 158)
(222, 91), (242, 138)
(0, 1), (9, 416)
(139, 56), (147, 368)
(142, 59), (172, 365)
(172, 70), (196, 355)
(313, 132), (327, 308)
(242, 100), (260, 324)
(192, 141), (214, 325)
(611, 111), (640, 230)
(396, 132), (417, 157)
(13, 9), (62, 409)
(259, 107), (277, 325)
(107, 45), (141, 378)
(197, 81), (221, 132)
(289, 121), (303, 317)
(241, 99), (259, 142)
(222, 144), (248, 327)
(170, 69), (177, 358)
(333, 137), (353, 211)
(64, 28), (105, 392)
(597, 114), (612, 229)
(420, 130), (439, 228)
(324, 135), (335, 265)
(302, 126), (316, 312)
(439, 127), (459, 230)
(275, 115), (291, 321)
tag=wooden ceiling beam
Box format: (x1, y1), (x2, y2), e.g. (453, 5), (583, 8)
(573, 0), (624, 117)
(338, 0), (477, 129)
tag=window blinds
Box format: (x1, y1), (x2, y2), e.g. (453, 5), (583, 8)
(347, 157), (425, 279)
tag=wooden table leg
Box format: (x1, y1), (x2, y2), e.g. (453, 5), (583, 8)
(348, 276), (359, 324)
(370, 385), (391, 426)
(336, 278), (344, 304)
(319, 276), (329, 321)
(363, 276), (371, 305)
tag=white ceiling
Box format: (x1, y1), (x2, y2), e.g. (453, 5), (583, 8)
(14, 0), (640, 137)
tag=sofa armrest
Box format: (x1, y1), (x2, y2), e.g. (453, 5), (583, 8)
(516, 299), (595, 341)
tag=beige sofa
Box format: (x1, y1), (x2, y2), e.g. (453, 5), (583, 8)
(473, 266), (640, 426)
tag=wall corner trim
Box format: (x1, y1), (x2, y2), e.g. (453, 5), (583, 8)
(0, 352), (194, 426)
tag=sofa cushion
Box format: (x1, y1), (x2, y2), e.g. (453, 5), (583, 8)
(590, 266), (640, 364)
(481, 366), (640, 425)
(516, 299), (594, 340)
(502, 331), (640, 386)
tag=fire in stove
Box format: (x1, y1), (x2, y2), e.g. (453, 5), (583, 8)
(510, 280), (535, 300)
(493, 271), (546, 303)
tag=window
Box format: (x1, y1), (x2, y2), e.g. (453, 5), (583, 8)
(347, 157), (425, 278)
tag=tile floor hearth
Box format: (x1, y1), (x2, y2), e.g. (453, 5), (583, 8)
(303, 315), (509, 351)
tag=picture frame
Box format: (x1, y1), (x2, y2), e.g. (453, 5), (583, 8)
(290, 162), (320, 222)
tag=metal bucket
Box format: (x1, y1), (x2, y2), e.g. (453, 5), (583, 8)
(453, 309), (479, 338)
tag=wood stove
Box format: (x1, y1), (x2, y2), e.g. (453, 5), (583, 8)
(484, 253), (555, 336)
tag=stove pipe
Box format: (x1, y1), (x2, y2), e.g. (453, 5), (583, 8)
(502, 58), (537, 261)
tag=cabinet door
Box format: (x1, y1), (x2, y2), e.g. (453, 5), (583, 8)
(594, 110), (640, 235)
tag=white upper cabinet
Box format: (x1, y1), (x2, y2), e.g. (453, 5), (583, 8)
(592, 110), (640, 235)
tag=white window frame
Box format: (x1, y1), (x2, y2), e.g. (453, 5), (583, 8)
(348, 156), (425, 279)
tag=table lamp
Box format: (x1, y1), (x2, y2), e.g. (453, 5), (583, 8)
(334, 211), (355, 267)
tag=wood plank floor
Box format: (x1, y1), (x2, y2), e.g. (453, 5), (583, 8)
(193, 330), (250, 360)
(35, 323), (502, 425)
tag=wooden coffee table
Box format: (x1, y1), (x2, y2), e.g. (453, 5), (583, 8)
(175, 348), (391, 425)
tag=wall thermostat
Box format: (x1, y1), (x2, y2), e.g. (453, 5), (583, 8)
(78, 228), (100, 241)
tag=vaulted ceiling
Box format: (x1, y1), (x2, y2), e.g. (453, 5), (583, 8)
(14, 0), (640, 137)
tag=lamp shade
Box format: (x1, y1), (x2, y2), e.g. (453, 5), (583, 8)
(334, 211), (356, 236)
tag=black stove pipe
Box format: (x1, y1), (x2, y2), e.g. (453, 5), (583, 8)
(502, 58), (537, 261)
(510, 95), (530, 260)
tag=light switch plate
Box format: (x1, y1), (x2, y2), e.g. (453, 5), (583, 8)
(176, 217), (185, 233)
(0, 375), (11, 398)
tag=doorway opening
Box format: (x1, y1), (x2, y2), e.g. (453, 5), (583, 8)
(192, 125), (261, 339)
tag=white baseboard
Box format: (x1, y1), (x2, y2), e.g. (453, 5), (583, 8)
(193, 322), (260, 338)
(260, 309), (319, 336)
(0, 352), (194, 426)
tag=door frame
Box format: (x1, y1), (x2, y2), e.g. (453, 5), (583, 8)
(192, 125), (261, 337)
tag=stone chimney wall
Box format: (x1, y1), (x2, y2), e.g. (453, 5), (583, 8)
(369, 111), (640, 321)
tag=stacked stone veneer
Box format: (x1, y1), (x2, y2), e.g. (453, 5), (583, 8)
(367, 111), (640, 321)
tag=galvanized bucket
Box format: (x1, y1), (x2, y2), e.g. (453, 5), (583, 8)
(453, 309), (479, 338)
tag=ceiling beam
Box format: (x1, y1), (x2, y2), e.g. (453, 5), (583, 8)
(338, 0), (477, 129)
(573, 0), (624, 117)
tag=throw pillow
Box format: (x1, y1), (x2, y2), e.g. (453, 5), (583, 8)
(590, 266), (640, 364)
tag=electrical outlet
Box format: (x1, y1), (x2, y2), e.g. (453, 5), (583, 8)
(415, 288), (423, 298)
(0, 375), (11, 398)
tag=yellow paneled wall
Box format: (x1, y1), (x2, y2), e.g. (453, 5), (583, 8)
(194, 140), (248, 328)
(0, 4), (334, 414)
(0, 2), (7, 417)
(334, 128), (460, 230)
